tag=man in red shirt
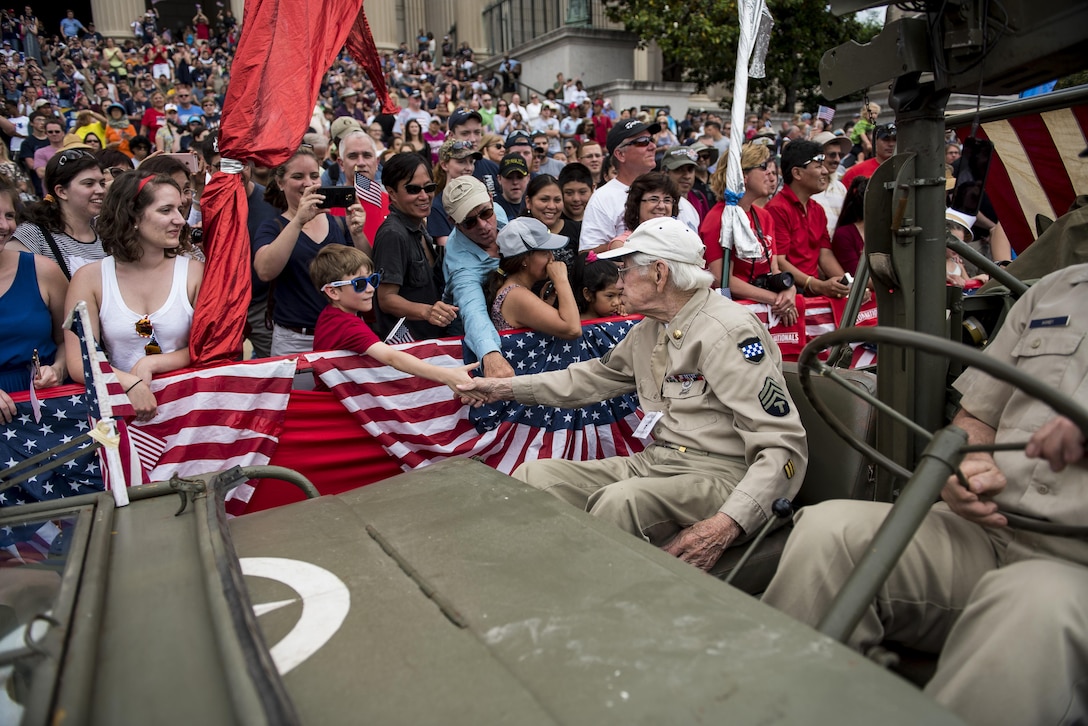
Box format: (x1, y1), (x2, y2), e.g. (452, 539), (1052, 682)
(766, 140), (851, 299)
(842, 122), (896, 187)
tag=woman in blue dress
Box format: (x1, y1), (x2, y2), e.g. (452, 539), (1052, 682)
(0, 176), (68, 423)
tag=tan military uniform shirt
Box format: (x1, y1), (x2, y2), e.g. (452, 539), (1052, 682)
(956, 263), (1088, 526)
(511, 287), (808, 533)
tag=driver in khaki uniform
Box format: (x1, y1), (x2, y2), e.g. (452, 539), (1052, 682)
(459, 217), (808, 571)
(763, 262), (1088, 726)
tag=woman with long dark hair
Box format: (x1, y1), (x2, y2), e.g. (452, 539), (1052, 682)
(402, 118), (429, 159)
(12, 149), (106, 279)
(831, 176), (868, 275)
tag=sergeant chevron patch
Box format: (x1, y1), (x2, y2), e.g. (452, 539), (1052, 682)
(759, 377), (790, 417)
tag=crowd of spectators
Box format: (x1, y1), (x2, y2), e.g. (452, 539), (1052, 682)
(1, 9), (983, 405)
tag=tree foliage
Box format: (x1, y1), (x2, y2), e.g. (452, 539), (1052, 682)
(604, 0), (880, 111)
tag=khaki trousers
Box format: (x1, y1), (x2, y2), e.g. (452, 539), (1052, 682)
(512, 445), (748, 545)
(762, 500), (1088, 725)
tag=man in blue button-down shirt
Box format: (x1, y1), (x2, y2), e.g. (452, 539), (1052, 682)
(441, 176), (515, 378)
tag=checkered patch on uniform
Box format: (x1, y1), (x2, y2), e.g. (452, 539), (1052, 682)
(738, 337), (765, 364)
(759, 377), (791, 417)
(784, 459), (796, 479)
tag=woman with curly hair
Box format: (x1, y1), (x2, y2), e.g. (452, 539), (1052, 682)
(11, 149), (106, 279)
(63, 171), (203, 421)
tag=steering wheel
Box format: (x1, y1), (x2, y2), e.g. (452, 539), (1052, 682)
(798, 326), (1088, 537)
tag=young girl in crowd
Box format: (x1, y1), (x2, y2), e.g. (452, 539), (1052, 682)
(0, 177), (67, 423)
(309, 245), (484, 400)
(485, 217), (581, 339)
(65, 171), (204, 422)
(571, 251), (624, 320)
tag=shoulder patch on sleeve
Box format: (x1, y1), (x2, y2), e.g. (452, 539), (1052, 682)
(759, 377), (791, 417)
(738, 336), (766, 364)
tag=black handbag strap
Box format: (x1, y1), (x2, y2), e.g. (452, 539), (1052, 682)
(39, 227), (72, 280)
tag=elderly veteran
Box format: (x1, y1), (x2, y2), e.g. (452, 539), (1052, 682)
(459, 217), (808, 570)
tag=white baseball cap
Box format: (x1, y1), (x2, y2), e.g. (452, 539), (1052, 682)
(497, 217), (568, 258)
(598, 217), (705, 266)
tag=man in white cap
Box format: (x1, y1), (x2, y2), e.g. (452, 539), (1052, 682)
(459, 217), (808, 570)
(811, 131), (854, 239)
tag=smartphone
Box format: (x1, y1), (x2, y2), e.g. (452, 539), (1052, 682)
(316, 186), (356, 209)
(164, 152), (200, 173)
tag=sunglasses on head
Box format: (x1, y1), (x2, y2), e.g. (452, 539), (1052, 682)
(620, 135), (653, 149)
(448, 140), (475, 152)
(324, 270), (383, 293)
(801, 153), (826, 167)
(742, 160), (772, 173)
(460, 205), (495, 229)
(402, 181), (437, 195)
(134, 315), (162, 355)
(57, 149), (97, 165)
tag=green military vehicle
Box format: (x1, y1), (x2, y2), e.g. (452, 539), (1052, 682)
(3, 0), (1088, 723)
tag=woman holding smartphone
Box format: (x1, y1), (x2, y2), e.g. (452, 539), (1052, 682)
(252, 146), (369, 356)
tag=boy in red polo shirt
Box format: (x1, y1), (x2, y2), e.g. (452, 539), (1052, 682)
(310, 245), (484, 399)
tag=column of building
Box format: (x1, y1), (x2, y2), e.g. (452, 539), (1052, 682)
(90, 0), (145, 38)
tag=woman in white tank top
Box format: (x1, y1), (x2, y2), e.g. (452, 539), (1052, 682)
(65, 171), (204, 421)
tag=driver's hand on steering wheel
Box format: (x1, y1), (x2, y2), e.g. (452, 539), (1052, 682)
(941, 455), (1008, 528)
(1026, 415), (1086, 472)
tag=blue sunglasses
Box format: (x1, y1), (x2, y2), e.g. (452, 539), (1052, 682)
(325, 270), (383, 293)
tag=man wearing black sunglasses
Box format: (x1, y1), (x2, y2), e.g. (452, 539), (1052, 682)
(766, 140), (851, 299)
(442, 176), (515, 378)
(580, 118), (661, 252)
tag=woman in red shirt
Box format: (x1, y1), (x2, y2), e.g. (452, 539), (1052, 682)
(699, 143), (798, 326)
(139, 90), (167, 140)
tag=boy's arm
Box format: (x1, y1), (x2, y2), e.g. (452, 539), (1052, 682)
(367, 342), (486, 400)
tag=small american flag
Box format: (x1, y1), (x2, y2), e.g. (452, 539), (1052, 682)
(817, 105), (836, 125)
(355, 171), (383, 208)
(383, 317), (415, 345)
(67, 301), (137, 505)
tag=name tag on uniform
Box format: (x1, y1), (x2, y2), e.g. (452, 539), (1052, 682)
(1029, 316), (1069, 328)
(633, 411), (664, 439)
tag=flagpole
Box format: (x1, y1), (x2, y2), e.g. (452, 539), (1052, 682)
(718, 0), (774, 290)
(64, 302), (131, 507)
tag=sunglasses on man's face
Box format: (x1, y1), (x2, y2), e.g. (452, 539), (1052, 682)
(460, 205), (495, 230)
(620, 136), (653, 149)
(402, 182), (437, 195)
(324, 270), (383, 294)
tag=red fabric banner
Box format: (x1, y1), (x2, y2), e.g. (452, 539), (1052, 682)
(190, 0), (392, 366)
